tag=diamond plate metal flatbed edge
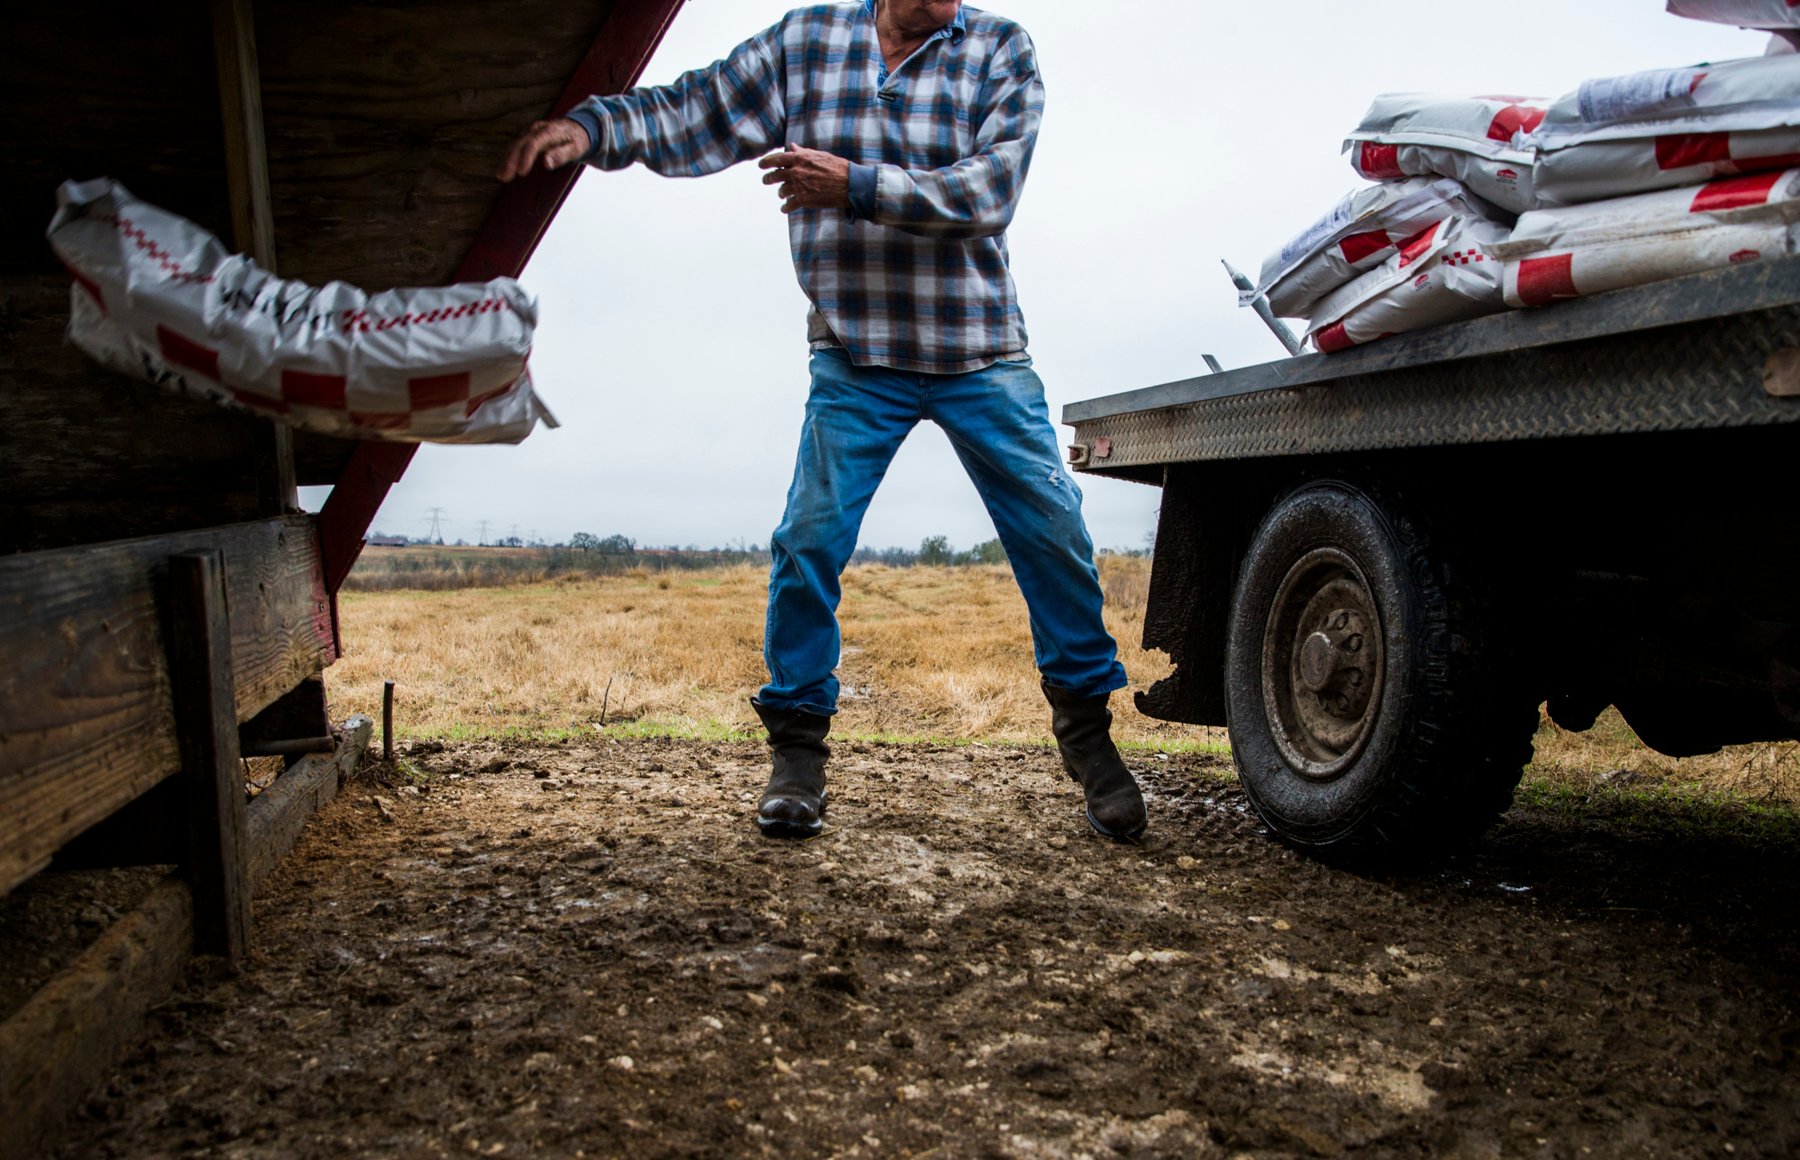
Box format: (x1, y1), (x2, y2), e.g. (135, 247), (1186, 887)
(1065, 257), (1800, 474)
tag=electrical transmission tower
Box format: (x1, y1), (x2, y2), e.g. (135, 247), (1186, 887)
(478, 520), (490, 547)
(425, 507), (447, 544)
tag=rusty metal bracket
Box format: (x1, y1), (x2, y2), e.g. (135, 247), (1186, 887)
(241, 736), (336, 758)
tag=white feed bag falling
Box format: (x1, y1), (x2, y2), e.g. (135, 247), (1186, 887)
(1251, 178), (1511, 319)
(1496, 167), (1800, 307)
(1667, 0), (1800, 27)
(1532, 54), (1800, 205)
(1306, 216), (1511, 353)
(46, 177), (557, 445)
(1344, 94), (1550, 214)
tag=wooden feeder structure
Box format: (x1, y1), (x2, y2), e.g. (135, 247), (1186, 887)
(0, 1), (687, 1151)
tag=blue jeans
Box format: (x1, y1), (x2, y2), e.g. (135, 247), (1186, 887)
(758, 349), (1128, 717)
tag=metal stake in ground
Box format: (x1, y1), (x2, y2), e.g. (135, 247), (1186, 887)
(383, 680), (395, 763)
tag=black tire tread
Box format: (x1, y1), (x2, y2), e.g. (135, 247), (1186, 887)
(1229, 481), (1535, 863)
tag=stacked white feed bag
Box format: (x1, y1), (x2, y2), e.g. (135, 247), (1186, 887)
(46, 177), (557, 445)
(1532, 55), (1800, 205)
(1667, 0), (1800, 27)
(1496, 167), (1800, 307)
(1344, 94), (1550, 214)
(1305, 216), (1512, 353)
(1251, 178), (1511, 319)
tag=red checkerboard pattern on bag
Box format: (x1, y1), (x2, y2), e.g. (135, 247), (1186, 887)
(1305, 216), (1511, 353)
(1253, 178), (1508, 319)
(47, 177), (555, 445)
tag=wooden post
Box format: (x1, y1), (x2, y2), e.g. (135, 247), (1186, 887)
(383, 680), (395, 763)
(211, 0), (296, 519)
(167, 551), (250, 963)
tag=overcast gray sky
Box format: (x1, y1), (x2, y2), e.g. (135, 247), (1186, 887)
(362, 0), (1757, 551)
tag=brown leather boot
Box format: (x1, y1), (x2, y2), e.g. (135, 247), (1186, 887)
(751, 699), (830, 838)
(1042, 681), (1147, 840)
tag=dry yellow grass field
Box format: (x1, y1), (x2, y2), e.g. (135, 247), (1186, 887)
(330, 554), (1800, 801)
(330, 556), (1211, 749)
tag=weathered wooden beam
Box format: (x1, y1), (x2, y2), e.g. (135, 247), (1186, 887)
(0, 876), (192, 1160)
(245, 714), (372, 888)
(210, 0), (275, 272)
(0, 715), (373, 1159)
(0, 515), (336, 899)
(315, 0), (687, 593)
(211, 0), (297, 520)
(168, 552), (250, 963)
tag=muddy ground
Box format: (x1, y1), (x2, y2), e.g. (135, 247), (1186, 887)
(49, 738), (1800, 1158)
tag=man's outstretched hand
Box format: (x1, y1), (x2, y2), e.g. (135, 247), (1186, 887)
(497, 119), (593, 182)
(759, 144), (851, 214)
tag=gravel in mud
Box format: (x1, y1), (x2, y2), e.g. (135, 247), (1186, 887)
(52, 738), (1800, 1158)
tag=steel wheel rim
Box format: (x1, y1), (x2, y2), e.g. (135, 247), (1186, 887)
(1260, 547), (1386, 780)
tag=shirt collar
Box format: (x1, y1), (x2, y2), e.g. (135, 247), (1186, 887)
(862, 0), (966, 43)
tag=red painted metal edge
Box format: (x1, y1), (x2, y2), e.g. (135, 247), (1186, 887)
(316, 0), (687, 594)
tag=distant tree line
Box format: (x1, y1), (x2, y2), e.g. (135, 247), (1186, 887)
(350, 529), (1150, 591)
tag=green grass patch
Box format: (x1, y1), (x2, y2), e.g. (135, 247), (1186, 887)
(396, 717), (1234, 756)
(1515, 774), (1800, 848)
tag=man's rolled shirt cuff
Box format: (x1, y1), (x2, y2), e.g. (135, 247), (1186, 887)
(847, 163), (878, 221)
(565, 106), (605, 161)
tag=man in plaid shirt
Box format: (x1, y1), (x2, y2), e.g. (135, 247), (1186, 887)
(501, 0), (1146, 842)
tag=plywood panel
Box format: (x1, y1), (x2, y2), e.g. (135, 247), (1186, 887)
(0, 6), (231, 278)
(0, 276), (266, 553)
(257, 0), (618, 288)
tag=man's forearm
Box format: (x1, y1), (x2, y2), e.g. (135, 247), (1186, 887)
(562, 26), (787, 178)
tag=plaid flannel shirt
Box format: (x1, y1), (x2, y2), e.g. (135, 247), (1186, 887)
(567, 2), (1044, 374)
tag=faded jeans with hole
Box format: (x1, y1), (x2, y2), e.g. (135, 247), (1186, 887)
(757, 348), (1128, 717)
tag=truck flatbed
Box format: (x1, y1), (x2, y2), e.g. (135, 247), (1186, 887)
(1059, 255), (1800, 862)
(1065, 256), (1800, 481)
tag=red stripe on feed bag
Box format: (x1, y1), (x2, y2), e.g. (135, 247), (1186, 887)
(281, 369), (349, 410)
(1487, 104), (1546, 143)
(1315, 322), (1355, 353)
(408, 372), (472, 410)
(1359, 142), (1403, 179)
(465, 379), (517, 417)
(1396, 222), (1441, 268)
(62, 262), (106, 312)
(1339, 229), (1393, 265)
(156, 325), (221, 380)
(1656, 132), (1732, 171)
(349, 411), (412, 432)
(1690, 170), (1787, 213)
(1515, 254), (1580, 307)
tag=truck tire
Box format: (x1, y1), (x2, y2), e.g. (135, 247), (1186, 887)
(1224, 481), (1533, 861)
